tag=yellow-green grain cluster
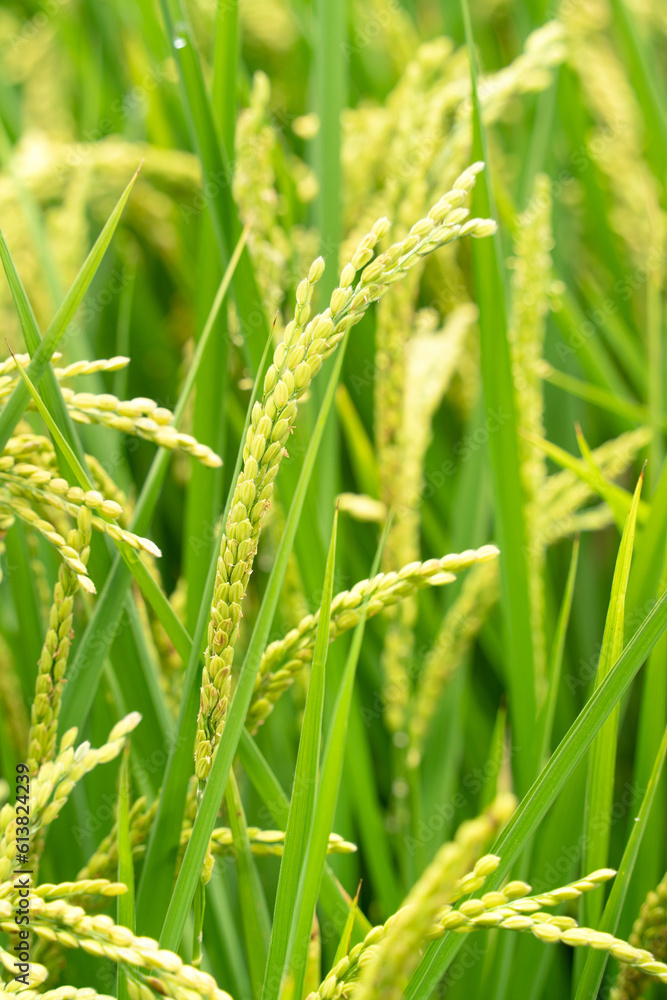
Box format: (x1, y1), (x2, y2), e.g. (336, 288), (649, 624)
(0, 714), (140, 881)
(308, 795), (515, 1000)
(249, 543), (499, 732)
(195, 164), (498, 780)
(27, 505), (92, 776)
(0, 886), (233, 1000)
(352, 794), (516, 1000)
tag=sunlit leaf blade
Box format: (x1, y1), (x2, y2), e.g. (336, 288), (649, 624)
(403, 585), (667, 999)
(287, 518), (390, 1000)
(59, 223), (249, 737)
(136, 301), (273, 936)
(575, 724), (667, 1000)
(236, 728), (373, 939)
(582, 469), (644, 930)
(226, 770), (271, 996)
(0, 167), (139, 453)
(261, 508), (339, 1000)
(460, 0), (535, 796)
(159, 336), (350, 952)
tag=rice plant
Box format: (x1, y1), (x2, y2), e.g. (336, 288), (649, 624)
(0, 1), (666, 999)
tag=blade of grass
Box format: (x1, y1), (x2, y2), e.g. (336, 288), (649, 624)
(211, 0), (238, 158)
(205, 876), (253, 1000)
(520, 429), (641, 529)
(535, 537), (580, 765)
(461, 0), (536, 796)
(335, 384), (379, 498)
(552, 290), (631, 402)
(261, 508), (339, 1000)
(159, 335), (350, 953)
(541, 366), (653, 428)
(116, 746), (135, 1000)
(59, 222), (250, 736)
(184, 0), (237, 632)
(581, 469), (644, 931)
(3, 524), (42, 698)
(646, 266), (663, 491)
(607, 0), (667, 178)
(628, 454), (667, 613)
(11, 344), (209, 652)
(575, 723), (667, 1000)
(479, 700), (507, 810)
(225, 769), (271, 998)
(332, 883), (361, 966)
(0, 168), (139, 454)
(8, 346), (92, 487)
(184, 221), (227, 631)
(0, 237), (86, 483)
(156, 0), (266, 370)
(626, 467), (667, 920)
(345, 693), (402, 913)
(402, 583), (667, 999)
(236, 727), (373, 939)
(287, 519), (390, 1000)
(576, 423), (645, 530)
(135, 302), (272, 937)
(309, 0), (346, 535)
(578, 274), (646, 397)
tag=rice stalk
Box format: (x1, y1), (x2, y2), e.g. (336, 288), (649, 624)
(194, 162), (497, 782)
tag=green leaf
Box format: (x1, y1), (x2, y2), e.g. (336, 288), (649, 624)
(333, 883), (361, 966)
(136, 296), (273, 937)
(116, 746), (135, 1000)
(8, 347), (91, 491)
(535, 537), (580, 765)
(403, 583), (667, 999)
(0, 167), (139, 454)
(582, 469), (644, 930)
(236, 727), (373, 939)
(542, 366), (653, 428)
(287, 518), (390, 1000)
(607, 0), (667, 179)
(11, 340), (207, 646)
(575, 723), (667, 1000)
(158, 335), (351, 953)
(211, 0), (238, 157)
(460, 0), (536, 796)
(59, 222), (249, 735)
(10, 349), (195, 638)
(261, 508), (339, 1000)
(225, 769), (271, 998)
(520, 429), (642, 530)
(156, 0), (267, 371)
